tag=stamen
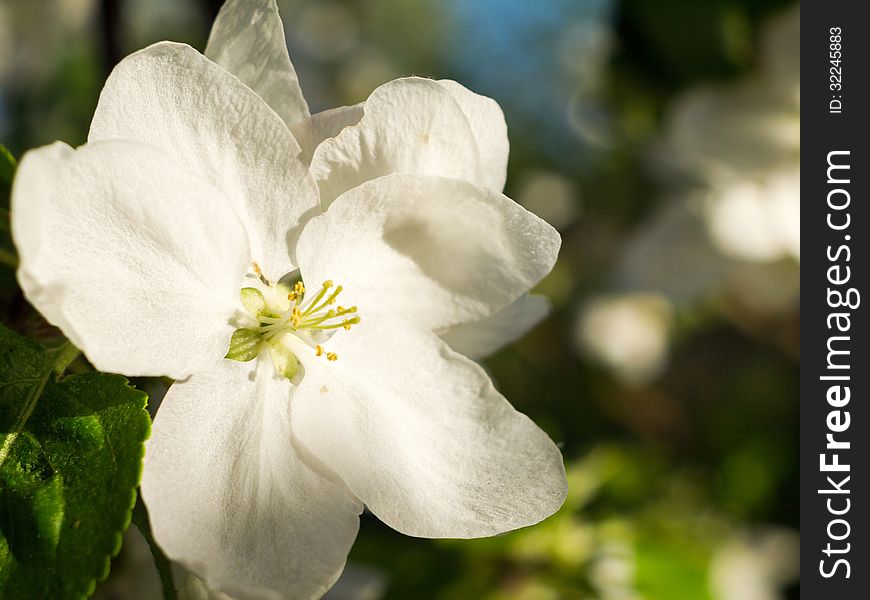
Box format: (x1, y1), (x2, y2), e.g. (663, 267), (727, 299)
(237, 278), (358, 372)
(309, 316), (360, 331)
(288, 281), (306, 302)
(301, 282), (331, 316)
(251, 261), (271, 286)
(326, 286), (343, 305)
(307, 286), (345, 319)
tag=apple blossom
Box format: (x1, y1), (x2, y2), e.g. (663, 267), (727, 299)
(576, 293), (673, 387)
(10, 1), (567, 598)
(577, 6), (800, 386)
(658, 6), (800, 264)
(205, 0), (550, 360)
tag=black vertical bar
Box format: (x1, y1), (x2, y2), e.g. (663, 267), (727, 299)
(801, 2), (868, 597)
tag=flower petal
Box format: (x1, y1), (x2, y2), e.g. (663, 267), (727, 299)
(205, 0), (310, 128)
(287, 320), (567, 538)
(141, 360), (362, 600)
(296, 173), (560, 332)
(663, 85), (798, 179)
(11, 140), (249, 378)
(437, 79), (509, 192)
(704, 169), (800, 263)
(89, 41), (319, 279)
(309, 77), (484, 208)
(441, 294), (550, 360)
(289, 104), (364, 166)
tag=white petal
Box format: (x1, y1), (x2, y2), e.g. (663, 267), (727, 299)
(180, 574), (236, 600)
(576, 293), (673, 386)
(441, 294), (550, 360)
(289, 104), (364, 166)
(287, 320), (567, 538)
(437, 79), (509, 192)
(310, 77), (484, 208)
(142, 360), (362, 600)
(615, 198), (726, 305)
(11, 141), (249, 379)
(296, 173), (560, 332)
(704, 173), (799, 263)
(205, 0), (310, 128)
(663, 85), (799, 179)
(766, 170), (800, 261)
(89, 42), (319, 279)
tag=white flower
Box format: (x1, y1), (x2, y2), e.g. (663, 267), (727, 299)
(615, 196), (800, 316)
(203, 0), (551, 361)
(657, 5), (800, 264)
(702, 169), (799, 263)
(589, 6), (800, 382)
(709, 528), (799, 600)
(11, 0), (567, 598)
(576, 293), (673, 387)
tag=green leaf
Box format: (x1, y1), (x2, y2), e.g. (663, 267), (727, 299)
(0, 144), (14, 198)
(0, 144), (17, 269)
(0, 324), (151, 599)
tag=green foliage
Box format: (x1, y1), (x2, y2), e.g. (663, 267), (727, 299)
(0, 145), (16, 271)
(0, 145), (14, 205)
(0, 324), (150, 599)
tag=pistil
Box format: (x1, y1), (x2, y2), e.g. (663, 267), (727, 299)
(226, 276), (360, 379)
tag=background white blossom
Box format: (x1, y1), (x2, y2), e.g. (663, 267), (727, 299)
(1, 1), (799, 598)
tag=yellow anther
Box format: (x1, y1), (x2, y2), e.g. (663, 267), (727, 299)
(326, 286), (343, 305)
(315, 345), (338, 361)
(251, 261), (271, 286)
(246, 279), (358, 360)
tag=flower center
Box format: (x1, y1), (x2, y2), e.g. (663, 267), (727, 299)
(225, 266), (360, 381)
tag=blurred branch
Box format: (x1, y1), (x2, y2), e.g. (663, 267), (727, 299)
(197, 0), (224, 35)
(132, 496), (178, 600)
(98, 0), (121, 78)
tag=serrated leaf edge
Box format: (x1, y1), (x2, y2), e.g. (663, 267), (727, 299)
(75, 377), (151, 600)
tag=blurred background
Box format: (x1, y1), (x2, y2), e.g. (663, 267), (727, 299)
(0, 0), (799, 598)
